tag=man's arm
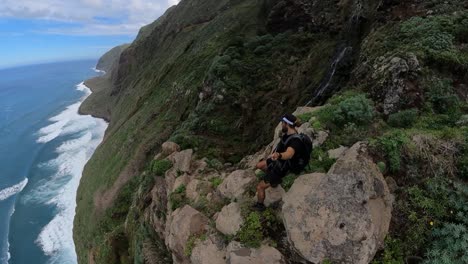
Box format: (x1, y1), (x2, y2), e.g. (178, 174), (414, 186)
(272, 147), (295, 160)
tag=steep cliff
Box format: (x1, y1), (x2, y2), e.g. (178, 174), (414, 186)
(95, 44), (130, 72)
(74, 0), (468, 263)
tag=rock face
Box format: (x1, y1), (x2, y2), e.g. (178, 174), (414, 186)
(155, 141), (181, 160)
(282, 142), (393, 264)
(95, 44), (130, 72)
(227, 242), (286, 264)
(217, 170), (256, 200)
(190, 237), (226, 264)
(166, 205), (208, 263)
(328, 146), (349, 159)
(186, 179), (212, 203)
(262, 186), (286, 207)
(170, 149), (193, 173)
(216, 202), (243, 235)
(358, 53), (421, 115)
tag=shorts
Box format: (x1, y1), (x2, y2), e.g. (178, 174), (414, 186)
(263, 158), (290, 187)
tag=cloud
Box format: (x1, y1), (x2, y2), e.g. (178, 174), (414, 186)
(0, 0), (173, 35)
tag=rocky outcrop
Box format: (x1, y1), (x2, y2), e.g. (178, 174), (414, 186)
(217, 170), (256, 200)
(190, 236), (226, 264)
(166, 205), (209, 263)
(169, 149), (193, 174)
(328, 146), (349, 159)
(186, 179), (213, 203)
(262, 186), (286, 207)
(216, 202), (243, 236)
(282, 142), (393, 264)
(155, 141), (181, 160)
(356, 53), (422, 115)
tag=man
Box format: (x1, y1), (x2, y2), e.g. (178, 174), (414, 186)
(253, 113), (308, 211)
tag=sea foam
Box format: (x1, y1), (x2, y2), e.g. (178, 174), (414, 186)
(0, 178), (28, 202)
(30, 83), (107, 263)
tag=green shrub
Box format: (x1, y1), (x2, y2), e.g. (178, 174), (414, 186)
(150, 159), (173, 176)
(333, 94), (375, 125)
(306, 148), (336, 173)
(169, 184), (188, 210)
(372, 131), (408, 173)
(281, 173), (297, 191)
(387, 109), (419, 128)
(372, 236), (406, 264)
(238, 212), (263, 248)
(184, 233), (207, 257)
(377, 161), (387, 174)
(424, 183), (468, 264)
(206, 158), (223, 170)
(210, 177), (223, 188)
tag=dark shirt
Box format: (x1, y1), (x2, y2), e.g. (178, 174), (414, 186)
(276, 133), (305, 170)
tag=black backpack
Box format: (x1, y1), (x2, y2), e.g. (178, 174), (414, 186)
(281, 133), (313, 172)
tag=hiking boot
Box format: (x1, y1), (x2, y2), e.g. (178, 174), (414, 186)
(252, 202), (266, 212)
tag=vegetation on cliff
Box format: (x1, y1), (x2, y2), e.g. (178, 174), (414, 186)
(74, 0), (468, 263)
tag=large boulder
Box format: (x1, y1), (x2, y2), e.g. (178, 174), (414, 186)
(262, 186), (286, 207)
(186, 179), (213, 203)
(216, 202), (243, 235)
(190, 236), (226, 264)
(154, 141), (181, 160)
(227, 241), (285, 264)
(169, 149), (193, 173)
(282, 142), (393, 264)
(356, 53), (421, 115)
(217, 170), (256, 200)
(328, 146), (349, 159)
(166, 205), (209, 263)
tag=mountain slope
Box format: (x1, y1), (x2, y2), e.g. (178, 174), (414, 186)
(74, 0), (468, 263)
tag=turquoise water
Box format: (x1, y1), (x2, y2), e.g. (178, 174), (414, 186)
(0, 61), (107, 264)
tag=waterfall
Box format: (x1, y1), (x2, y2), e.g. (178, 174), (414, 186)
(306, 46), (352, 106)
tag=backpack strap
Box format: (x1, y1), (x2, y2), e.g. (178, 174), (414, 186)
(282, 134), (302, 147)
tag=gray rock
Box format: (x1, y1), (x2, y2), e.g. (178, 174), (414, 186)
(217, 170), (256, 200)
(216, 202), (243, 235)
(314, 130), (329, 148)
(328, 146), (349, 159)
(262, 186), (286, 207)
(385, 176), (398, 193)
(154, 141), (181, 160)
(170, 149), (193, 173)
(172, 174), (190, 192)
(282, 142), (393, 264)
(190, 236), (226, 264)
(186, 179), (213, 203)
(166, 205), (209, 264)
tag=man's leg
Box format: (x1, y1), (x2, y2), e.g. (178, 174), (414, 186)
(256, 159), (268, 173)
(256, 180), (271, 204)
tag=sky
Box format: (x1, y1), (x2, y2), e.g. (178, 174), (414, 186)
(0, 0), (180, 69)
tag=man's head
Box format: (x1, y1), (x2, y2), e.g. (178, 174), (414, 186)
(281, 113), (299, 133)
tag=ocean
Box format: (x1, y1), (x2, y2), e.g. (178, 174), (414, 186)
(0, 60), (108, 264)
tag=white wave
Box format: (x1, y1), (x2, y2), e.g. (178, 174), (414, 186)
(36, 83), (93, 144)
(35, 119), (106, 261)
(0, 178), (28, 201)
(30, 82), (108, 262)
(56, 132), (92, 153)
(91, 67), (106, 75)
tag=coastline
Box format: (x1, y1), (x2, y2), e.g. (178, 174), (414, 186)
(77, 75), (112, 122)
(32, 81), (108, 263)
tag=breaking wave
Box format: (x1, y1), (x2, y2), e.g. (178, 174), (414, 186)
(0, 179), (28, 202)
(26, 82), (107, 263)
